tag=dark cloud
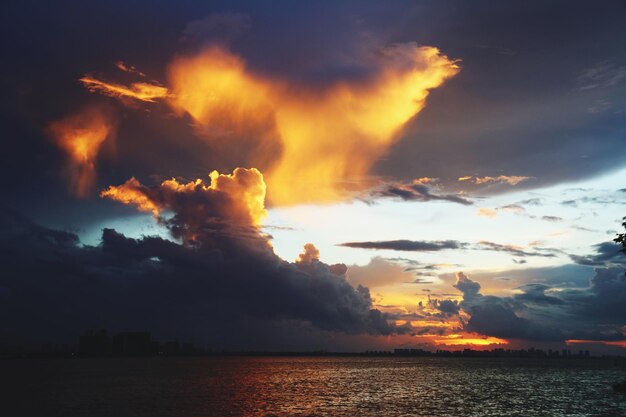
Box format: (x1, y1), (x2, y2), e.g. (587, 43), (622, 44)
(446, 268), (626, 343)
(375, 1), (626, 189)
(477, 241), (560, 258)
(338, 239), (466, 252)
(181, 12), (251, 46)
(513, 284), (564, 305)
(408, 278), (434, 284)
(570, 241), (626, 266)
(368, 179), (473, 205)
(2, 0), (625, 232)
(518, 198), (544, 206)
(541, 215), (563, 222)
(452, 273), (561, 340)
(436, 299), (460, 316)
(0, 208), (402, 348)
(452, 272), (480, 301)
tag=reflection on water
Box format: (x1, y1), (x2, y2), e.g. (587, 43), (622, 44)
(3, 356), (626, 416)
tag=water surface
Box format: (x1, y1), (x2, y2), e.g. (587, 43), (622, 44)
(3, 356), (626, 416)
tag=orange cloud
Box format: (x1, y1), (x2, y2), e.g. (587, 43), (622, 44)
(566, 339), (626, 348)
(296, 243), (320, 264)
(477, 208), (498, 218)
(47, 107), (115, 197)
(115, 61), (147, 77)
(80, 76), (169, 103)
(435, 333), (508, 347)
(459, 175), (531, 186)
(100, 177), (160, 215)
(168, 46), (276, 138)
(167, 43), (459, 205)
(101, 168), (266, 243)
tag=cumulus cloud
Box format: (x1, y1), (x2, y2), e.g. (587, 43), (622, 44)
(101, 168), (267, 245)
(84, 42), (459, 205)
(452, 272), (562, 341)
(347, 257), (414, 289)
(0, 207), (401, 347)
(444, 268), (626, 343)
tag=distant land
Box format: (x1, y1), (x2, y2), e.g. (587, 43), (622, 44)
(2, 329), (626, 360)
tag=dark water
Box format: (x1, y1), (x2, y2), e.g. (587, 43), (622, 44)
(2, 356), (626, 416)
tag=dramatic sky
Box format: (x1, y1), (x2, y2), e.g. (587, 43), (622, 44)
(2, 0), (626, 353)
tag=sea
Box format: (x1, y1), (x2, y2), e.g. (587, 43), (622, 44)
(2, 356), (626, 416)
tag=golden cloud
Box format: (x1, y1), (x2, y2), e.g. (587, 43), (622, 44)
(101, 167), (266, 244)
(167, 43), (459, 205)
(47, 107), (115, 197)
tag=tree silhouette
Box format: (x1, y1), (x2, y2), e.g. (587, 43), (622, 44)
(615, 217), (626, 276)
(615, 216), (626, 254)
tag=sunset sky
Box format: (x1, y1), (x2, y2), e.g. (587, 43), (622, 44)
(2, 0), (626, 353)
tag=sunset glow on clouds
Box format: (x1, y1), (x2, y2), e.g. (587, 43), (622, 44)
(47, 107), (116, 197)
(83, 43), (459, 205)
(3, 1), (626, 353)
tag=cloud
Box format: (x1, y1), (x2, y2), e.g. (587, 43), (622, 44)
(570, 241), (626, 266)
(101, 168), (267, 245)
(459, 175), (531, 186)
(477, 241), (560, 258)
(498, 204), (526, 215)
(338, 239), (466, 252)
(541, 215), (563, 222)
(577, 61), (626, 90)
(453, 272), (481, 300)
(0, 207), (403, 347)
(444, 267), (626, 343)
(174, 43), (459, 205)
(115, 61), (146, 77)
(46, 107), (116, 197)
(437, 299), (460, 315)
(83, 42), (458, 206)
(452, 272), (562, 341)
(477, 208), (497, 218)
(181, 12), (251, 45)
(370, 178), (472, 205)
(347, 257), (413, 289)
(513, 284), (564, 305)
(80, 76), (169, 103)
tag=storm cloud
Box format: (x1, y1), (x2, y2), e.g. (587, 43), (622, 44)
(0, 208), (399, 347)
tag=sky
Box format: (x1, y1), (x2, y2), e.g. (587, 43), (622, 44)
(1, 0), (626, 353)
